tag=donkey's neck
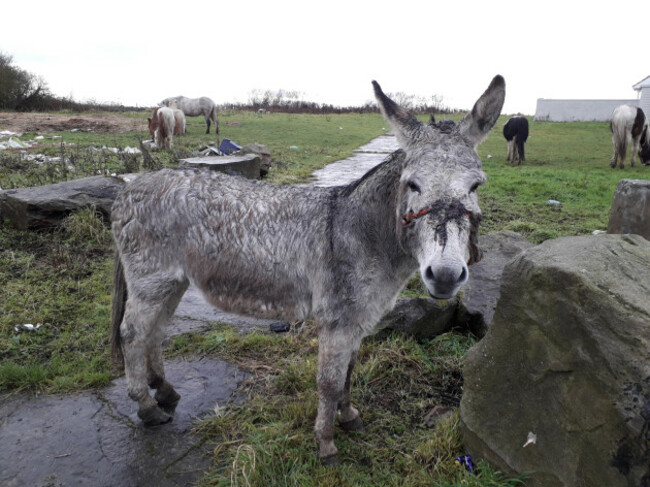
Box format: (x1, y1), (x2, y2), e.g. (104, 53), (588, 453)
(336, 150), (415, 278)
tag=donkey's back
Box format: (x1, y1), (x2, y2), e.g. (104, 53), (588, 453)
(112, 168), (333, 320)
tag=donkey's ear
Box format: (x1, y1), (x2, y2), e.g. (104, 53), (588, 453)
(373, 80), (424, 149)
(458, 75), (505, 150)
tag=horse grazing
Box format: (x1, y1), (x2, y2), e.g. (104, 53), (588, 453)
(111, 75), (505, 464)
(503, 116), (529, 164)
(610, 104), (650, 169)
(147, 107), (175, 149)
(160, 96), (219, 135)
(172, 108), (186, 135)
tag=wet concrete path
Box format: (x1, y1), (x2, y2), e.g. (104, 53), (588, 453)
(0, 134), (397, 487)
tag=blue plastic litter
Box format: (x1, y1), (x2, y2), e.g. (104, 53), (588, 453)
(455, 455), (475, 473)
(219, 138), (241, 155)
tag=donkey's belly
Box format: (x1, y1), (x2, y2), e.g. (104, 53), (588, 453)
(196, 272), (313, 321)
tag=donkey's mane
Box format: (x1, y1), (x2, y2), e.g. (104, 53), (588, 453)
(340, 149), (405, 197)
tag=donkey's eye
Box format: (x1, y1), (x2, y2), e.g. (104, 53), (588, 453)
(470, 182), (481, 193)
(407, 181), (421, 194)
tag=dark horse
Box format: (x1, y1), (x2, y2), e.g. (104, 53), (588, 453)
(503, 116), (529, 164)
(111, 75), (505, 464)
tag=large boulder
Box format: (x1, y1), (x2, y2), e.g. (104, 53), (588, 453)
(607, 178), (650, 240)
(460, 234), (650, 487)
(0, 175), (128, 229)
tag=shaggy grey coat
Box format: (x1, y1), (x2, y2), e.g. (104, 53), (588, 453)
(112, 75), (505, 463)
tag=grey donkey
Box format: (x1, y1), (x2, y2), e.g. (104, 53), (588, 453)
(111, 75), (505, 464)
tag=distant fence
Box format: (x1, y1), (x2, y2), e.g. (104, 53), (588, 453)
(534, 99), (639, 122)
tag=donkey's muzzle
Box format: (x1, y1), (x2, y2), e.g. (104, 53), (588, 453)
(423, 263), (469, 300)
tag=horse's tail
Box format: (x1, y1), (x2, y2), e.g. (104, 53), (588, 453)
(517, 120), (528, 161)
(611, 116), (628, 162)
(111, 250), (127, 369)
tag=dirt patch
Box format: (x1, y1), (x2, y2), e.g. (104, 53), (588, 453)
(0, 111), (148, 134)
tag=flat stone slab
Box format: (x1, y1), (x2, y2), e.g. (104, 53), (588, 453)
(179, 153), (261, 179)
(0, 358), (249, 487)
(355, 134), (399, 153)
(310, 134), (398, 187)
(0, 175), (124, 229)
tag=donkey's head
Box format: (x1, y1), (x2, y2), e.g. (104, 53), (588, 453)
(374, 75), (505, 299)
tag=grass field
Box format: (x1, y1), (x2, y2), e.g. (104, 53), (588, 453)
(1, 109), (645, 486)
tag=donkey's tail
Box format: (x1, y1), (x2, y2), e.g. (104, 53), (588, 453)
(110, 251), (127, 368)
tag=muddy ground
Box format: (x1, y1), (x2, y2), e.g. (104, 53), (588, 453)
(0, 111), (148, 134)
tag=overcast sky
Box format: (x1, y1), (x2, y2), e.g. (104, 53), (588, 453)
(2, 1), (648, 115)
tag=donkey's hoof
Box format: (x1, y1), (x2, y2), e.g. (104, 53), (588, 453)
(339, 416), (365, 432)
(155, 388), (181, 413)
(319, 453), (341, 466)
(138, 405), (173, 426)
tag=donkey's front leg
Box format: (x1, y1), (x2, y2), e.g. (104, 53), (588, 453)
(314, 327), (362, 465)
(338, 348), (364, 432)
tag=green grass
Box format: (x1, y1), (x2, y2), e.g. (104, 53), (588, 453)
(167, 326), (524, 486)
(0, 109), (640, 485)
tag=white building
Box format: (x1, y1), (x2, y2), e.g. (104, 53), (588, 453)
(633, 75), (650, 118)
(534, 76), (649, 122)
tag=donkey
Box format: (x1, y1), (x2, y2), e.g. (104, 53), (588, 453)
(160, 95), (219, 135)
(503, 116), (529, 164)
(610, 104), (650, 169)
(111, 75), (505, 464)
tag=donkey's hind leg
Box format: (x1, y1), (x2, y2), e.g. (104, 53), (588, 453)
(120, 272), (188, 425)
(146, 278), (189, 413)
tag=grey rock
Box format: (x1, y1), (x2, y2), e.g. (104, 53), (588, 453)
(0, 175), (125, 229)
(460, 234), (650, 487)
(376, 296), (459, 338)
(238, 143), (272, 175)
(457, 231), (534, 336)
(607, 178), (650, 240)
(179, 153), (261, 180)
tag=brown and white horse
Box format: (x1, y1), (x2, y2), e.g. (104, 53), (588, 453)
(147, 107), (175, 149)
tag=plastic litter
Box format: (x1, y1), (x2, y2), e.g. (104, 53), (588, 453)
(523, 431), (537, 447)
(455, 455), (475, 473)
(547, 199), (562, 206)
(14, 323), (42, 332)
(269, 322), (291, 333)
(219, 138), (241, 155)
(8, 137), (30, 149)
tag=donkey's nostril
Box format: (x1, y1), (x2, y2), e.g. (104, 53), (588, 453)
(459, 266), (468, 283)
(425, 266), (434, 281)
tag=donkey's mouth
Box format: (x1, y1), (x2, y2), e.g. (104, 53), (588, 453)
(428, 290), (457, 301)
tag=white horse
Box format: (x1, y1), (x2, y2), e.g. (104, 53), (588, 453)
(160, 96), (219, 134)
(610, 105), (650, 169)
